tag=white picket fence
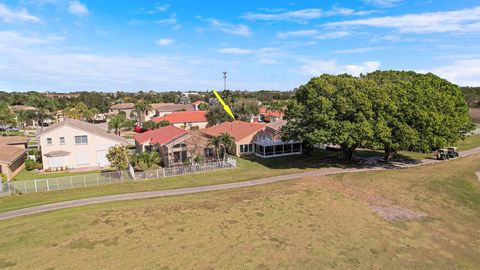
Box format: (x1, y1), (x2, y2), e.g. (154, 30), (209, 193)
(2, 158), (237, 194)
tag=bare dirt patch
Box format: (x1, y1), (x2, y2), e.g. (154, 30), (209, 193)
(321, 178), (428, 222)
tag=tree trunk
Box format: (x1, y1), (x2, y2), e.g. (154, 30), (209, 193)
(384, 146), (396, 161)
(341, 146), (356, 162)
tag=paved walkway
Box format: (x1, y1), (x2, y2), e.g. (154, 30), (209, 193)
(1, 147), (479, 221)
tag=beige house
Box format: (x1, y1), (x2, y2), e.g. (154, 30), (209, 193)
(133, 126), (212, 167)
(202, 120), (301, 158)
(0, 136), (29, 180)
(109, 103), (135, 119)
(39, 119), (128, 170)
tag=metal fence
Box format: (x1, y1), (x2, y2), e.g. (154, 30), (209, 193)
(1, 158), (237, 194)
(133, 158), (237, 180)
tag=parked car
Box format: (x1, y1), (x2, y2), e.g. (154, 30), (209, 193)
(42, 123), (49, 127)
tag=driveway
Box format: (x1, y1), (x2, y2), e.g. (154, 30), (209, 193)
(1, 147), (479, 221)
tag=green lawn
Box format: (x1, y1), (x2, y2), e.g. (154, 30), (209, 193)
(13, 169), (103, 181)
(0, 154), (479, 269)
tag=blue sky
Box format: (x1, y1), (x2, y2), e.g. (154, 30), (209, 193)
(0, 0), (479, 91)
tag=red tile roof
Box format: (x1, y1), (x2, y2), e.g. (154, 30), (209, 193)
(259, 107), (284, 117)
(133, 125), (188, 145)
(202, 121), (265, 142)
(152, 111), (207, 124)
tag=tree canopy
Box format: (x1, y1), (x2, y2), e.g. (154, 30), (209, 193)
(283, 71), (474, 161)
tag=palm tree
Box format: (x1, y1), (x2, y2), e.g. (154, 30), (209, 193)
(208, 136), (223, 161)
(141, 151), (160, 169)
(15, 110), (35, 137)
(133, 100), (152, 125)
(28, 96), (56, 131)
(0, 102), (15, 136)
(108, 114), (127, 135)
(219, 133), (235, 161)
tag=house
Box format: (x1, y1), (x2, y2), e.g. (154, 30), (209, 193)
(0, 136), (29, 149)
(151, 103), (196, 117)
(202, 120), (301, 158)
(151, 111), (208, 130)
(109, 103), (135, 119)
(0, 144), (27, 181)
(38, 119), (128, 170)
(258, 107), (284, 122)
(133, 126), (212, 167)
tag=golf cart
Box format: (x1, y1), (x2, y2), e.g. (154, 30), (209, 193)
(436, 149), (449, 160)
(447, 147), (459, 158)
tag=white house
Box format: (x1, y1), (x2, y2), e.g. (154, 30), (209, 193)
(38, 119), (128, 170)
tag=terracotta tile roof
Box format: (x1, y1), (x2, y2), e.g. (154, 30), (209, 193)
(0, 136), (29, 145)
(110, 103), (135, 110)
(202, 121), (265, 142)
(0, 144), (26, 164)
(39, 119), (128, 144)
(259, 107), (284, 117)
(151, 103), (195, 112)
(152, 111), (207, 124)
(192, 100), (206, 105)
(133, 125), (188, 145)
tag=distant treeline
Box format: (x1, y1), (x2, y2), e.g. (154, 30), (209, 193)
(461, 87), (480, 108)
(0, 90), (293, 113)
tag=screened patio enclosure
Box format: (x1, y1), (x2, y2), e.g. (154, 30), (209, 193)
(254, 140), (302, 158)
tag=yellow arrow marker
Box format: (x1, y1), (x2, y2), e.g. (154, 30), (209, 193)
(213, 90), (235, 119)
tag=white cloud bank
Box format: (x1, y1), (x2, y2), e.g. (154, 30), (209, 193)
(0, 3), (40, 23)
(326, 6), (480, 34)
(300, 60), (381, 76)
(243, 7), (375, 23)
(68, 1), (89, 16)
(425, 58), (480, 86)
(156, 38), (173, 46)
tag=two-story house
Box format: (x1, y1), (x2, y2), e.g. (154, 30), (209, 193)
(39, 119), (128, 170)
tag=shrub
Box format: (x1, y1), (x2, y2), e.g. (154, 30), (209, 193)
(0, 173), (7, 183)
(25, 159), (42, 171)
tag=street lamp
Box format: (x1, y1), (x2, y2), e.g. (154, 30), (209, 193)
(223, 71), (227, 91)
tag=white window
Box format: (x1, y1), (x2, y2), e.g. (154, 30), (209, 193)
(59, 137), (65, 145)
(75, 135), (88, 145)
(47, 138), (52, 145)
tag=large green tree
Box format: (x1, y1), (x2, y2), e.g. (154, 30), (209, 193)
(282, 74), (376, 161)
(366, 71), (474, 159)
(132, 100), (152, 125)
(27, 95), (57, 130)
(206, 105), (231, 126)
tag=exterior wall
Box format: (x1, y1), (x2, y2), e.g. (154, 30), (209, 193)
(0, 154), (26, 180)
(234, 128), (277, 156)
(172, 121), (208, 130)
(110, 108), (133, 119)
(40, 126), (123, 170)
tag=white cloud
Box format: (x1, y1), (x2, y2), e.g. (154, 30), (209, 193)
(333, 46), (387, 54)
(156, 38), (173, 46)
(300, 59), (380, 76)
(0, 31), (64, 48)
(218, 48), (254, 55)
(156, 4), (170, 12)
(0, 3), (40, 23)
(325, 6), (480, 34)
(218, 47), (281, 64)
(204, 18), (252, 37)
(425, 58), (480, 86)
(362, 0), (404, 7)
(68, 0), (89, 16)
(156, 13), (181, 30)
(242, 7), (375, 23)
(315, 31), (351, 39)
(277, 29), (319, 39)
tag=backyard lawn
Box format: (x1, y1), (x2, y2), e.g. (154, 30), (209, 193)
(13, 169), (103, 181)
(0, 154), (479, 269)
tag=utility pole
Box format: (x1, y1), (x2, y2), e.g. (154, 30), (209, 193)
(223, 71), (227, 91)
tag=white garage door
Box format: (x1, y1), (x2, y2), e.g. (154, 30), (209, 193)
(75, 153), (90, 166)
(48, 156), (67, 168)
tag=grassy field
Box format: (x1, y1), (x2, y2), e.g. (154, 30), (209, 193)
(0, 154), (479, 269)
(1, 135), (480, 214)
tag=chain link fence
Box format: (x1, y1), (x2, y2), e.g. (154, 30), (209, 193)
(1, 158), (237, 194)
